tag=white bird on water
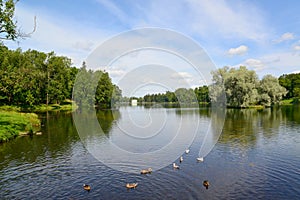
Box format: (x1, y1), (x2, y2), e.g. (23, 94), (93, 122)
(197, 157), (204, 162)
(185, 149), (190, 154)
(180, 156), (183, 163)
(173, 163), (180, 169)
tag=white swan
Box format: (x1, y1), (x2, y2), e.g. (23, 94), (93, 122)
(173, 163), (180, 169)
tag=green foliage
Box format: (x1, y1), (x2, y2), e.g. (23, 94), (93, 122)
(72, 62), (122, 109)
(210, 66), (287, 107)
(0, 0), (18, 41)
(0, 111), (40, 142)
(258, 75), (287, 106)
(95, 71), (114, 108)
(0, 46), (79, 107)
(279, 73), (300, 99)
(174, 88), (197, 103)
(194, 85), (209, 103)
(136, 86), (209, 105)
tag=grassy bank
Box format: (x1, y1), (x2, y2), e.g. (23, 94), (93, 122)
(0, 100), (78, 112)
(0, 111), (41, 143)
(32, 103), (78, 112)
(280, 98), (300, 106)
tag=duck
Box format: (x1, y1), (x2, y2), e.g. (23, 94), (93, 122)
(203, 180), (209, 189)
(185, 149), (190, 154)
(126, 183), (138, 189)
(140, 168), (152, 174)
(197, 157), (204, 162)
(83, 184), (91, 191)
(173, 163), (180, 169)
(180, 156), (183, 163)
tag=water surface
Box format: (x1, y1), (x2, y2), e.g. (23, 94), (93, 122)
(0, 106), (299, 199)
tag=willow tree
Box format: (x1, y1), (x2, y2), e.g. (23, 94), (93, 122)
(259, 75), (287, 106)
(210, 66), (287, 107)
(210, 66), (259, 107)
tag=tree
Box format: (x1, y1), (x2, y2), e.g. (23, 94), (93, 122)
(72, 62), (96, 107)
(259, 75), (287, 106)
(95, 71), (114, 108)
(174, 88), (197, 103)
(210, 66), (287, 107)
(194, 85), (209, 103)
(0, 0), (18, 40)
(279, 73), (300, 99)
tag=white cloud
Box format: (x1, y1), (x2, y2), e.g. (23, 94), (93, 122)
(134, 0), (269, 42)
(243, 58), (265, 71)
(73, 41), (94, 51)
(227, 45), (248, 55)
(5, 5), (110, 67)
(186, 0), (268, 41)
(274, 32), (295, 43)
(291, 70), (300, 74)
(233, 52), (300, 77)
(106, 69), (126, 78)
(293, 45), (300, 51)
(171, 72), (193, 79)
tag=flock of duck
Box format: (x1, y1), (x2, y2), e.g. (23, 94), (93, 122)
(83, 149), (209, 192)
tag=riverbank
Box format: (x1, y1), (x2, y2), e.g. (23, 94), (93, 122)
(0, 111), (41, 143)
(0, 100), (78, 112)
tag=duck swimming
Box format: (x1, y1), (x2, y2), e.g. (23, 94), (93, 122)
(180, 156), (183, 163)
(83, 184), (91, 191)
(140, 168), (152, 174)
(173, 163), (180, 169)
(203, 180), (209, 189)
(126, 183), (138, 189)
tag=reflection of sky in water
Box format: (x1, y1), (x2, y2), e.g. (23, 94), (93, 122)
(82, 106), (215, 172)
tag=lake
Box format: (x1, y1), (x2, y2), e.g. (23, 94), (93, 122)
(0, 105), (299, 199)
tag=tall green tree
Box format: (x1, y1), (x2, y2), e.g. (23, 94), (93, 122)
(72, 62), (96, 107)
(95, 71), (114, 108)
(279, 73), (300, 99)
(0, 0), (18, 41)
(194, 85), (209, 103)
(259, 75), (287, 106)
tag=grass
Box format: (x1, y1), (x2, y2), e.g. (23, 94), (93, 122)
(32, 103), (77, 112)
(280, 98), (299, 106)
(0, 100), (78, 112)
(0, 111), (41, 143)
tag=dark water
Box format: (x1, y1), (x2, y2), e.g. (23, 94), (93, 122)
(0, 106), (299, 199)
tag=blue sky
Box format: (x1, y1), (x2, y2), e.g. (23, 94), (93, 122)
(4, 0), (300, 94)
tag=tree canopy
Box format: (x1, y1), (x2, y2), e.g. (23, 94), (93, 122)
(0, 46), (121, 108)
(0, 0), (18, 41)
(210, 66), (287, 107)
(279, 73), (300, 99)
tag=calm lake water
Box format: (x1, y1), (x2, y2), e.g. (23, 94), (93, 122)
(0, 106), (299, 199)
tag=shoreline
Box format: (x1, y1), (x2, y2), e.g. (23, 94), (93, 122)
(0, 111), (41, 143)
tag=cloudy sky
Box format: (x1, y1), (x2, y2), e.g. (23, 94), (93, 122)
(4, 0), (300, 95)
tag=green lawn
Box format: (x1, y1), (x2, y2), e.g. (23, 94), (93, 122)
(0, 111), (41, 143)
